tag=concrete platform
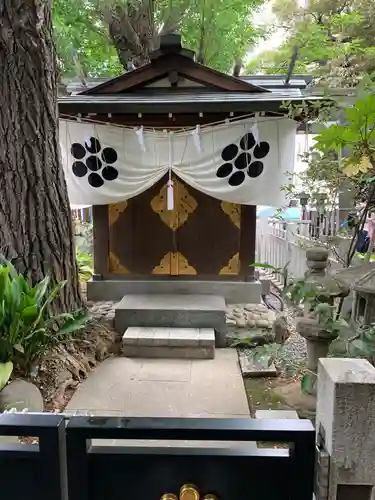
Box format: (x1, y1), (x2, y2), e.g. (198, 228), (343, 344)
(115, 294), (226, 332)
(65, 349), (254, 449)
(87, 279), (262, 304)
(122, 327), (215, 359)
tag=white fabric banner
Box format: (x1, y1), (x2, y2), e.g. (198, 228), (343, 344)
(59, 116), (297, 206)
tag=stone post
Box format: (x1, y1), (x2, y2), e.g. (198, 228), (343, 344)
(296, 247), (349, 394)
(316, 358), (375, 500)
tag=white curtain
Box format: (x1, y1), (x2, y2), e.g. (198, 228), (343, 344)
(59, 116), (297, 207)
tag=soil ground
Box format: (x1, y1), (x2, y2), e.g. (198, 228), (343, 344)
(244, 376), (316, 421)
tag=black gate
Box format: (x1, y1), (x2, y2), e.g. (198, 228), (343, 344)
(0, 414), (315, 500)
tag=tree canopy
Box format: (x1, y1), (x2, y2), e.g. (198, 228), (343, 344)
(53, 0), (264, 79)
(245, 0), (375, 87)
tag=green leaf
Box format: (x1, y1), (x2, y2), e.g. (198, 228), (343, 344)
(0, 266), (10, 302)
(9, 312), (21, 343)
(301, 374), (316, 394)
(13, 343), (24, 354)
(350, 338), (374, 356)
(34, 275), (51, 304)
(21, 304), (39, 325)
(57, 311), (90, 335)
(0, 361), (13, 392)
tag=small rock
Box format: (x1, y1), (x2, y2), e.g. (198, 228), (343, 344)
(226, 319), (236, 325)
(268, 311), (277, 322)
(0, 380), (44, 412)
(256, 319), (271, 328)
(236, 317), (247, 327)
(273, 314), (290, 343)
(233, 307), (243, 314)
(247, 319), (256, 328)
(244, 304), (257, 312)
(246, 312), (256, 321)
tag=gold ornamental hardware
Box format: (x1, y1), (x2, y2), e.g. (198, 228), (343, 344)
(161, 484), (218, 500)
(108, 252), (129, 274)
(161, 495), (178, 500)
(220, 201), (240, 229)
(151, 179), (197, 231)
(152, 252), (197, 276)
(219, 252), (240, 275)
(108, 200), (128, 226)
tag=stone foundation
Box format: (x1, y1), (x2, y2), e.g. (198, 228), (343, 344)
(87, 279), (262, 304)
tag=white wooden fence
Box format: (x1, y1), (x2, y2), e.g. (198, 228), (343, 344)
(255, 218), (343, 282)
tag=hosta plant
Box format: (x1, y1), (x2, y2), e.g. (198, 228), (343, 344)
(0, 260), (89, 377)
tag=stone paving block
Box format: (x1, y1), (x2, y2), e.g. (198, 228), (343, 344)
(255, 410), (299, 419)
(138, 360), (191, 382)
(65, 350), (250, 433)
(170, 329), (200, 347)
(152, 328), (170, 347)
(122, 345), (215, 359)
(122, 327), (215, 358)
(200, 329), (215, 346)
(115, 294), (226, 331)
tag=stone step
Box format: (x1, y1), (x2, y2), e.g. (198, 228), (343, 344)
(114, 294), (226, 332)
(255, 410), (299, 419)
(122, 327), (215, 359)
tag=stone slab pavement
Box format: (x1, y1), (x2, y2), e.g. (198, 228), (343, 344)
(66, 349), (255, 448)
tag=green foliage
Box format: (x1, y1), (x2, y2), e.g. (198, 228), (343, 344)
(330, 322), (375, 359)
(356, 252), (375, 262)
(53, 0), (123, 78)
(250, 261), (290, 290)
(282, 79), (375, 219)
(0, 361), (13, 392)
(53, 0), (264, 77)
(0, 260), (89, 373)
(301, 373), (317, 394)
(76, 251), (93, 283)
(179, 0), (264, 73)
(245, 0), (375, 86)
(314, 80), (375, 161)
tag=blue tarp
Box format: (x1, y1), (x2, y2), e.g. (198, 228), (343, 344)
(257, 206), (301, 220)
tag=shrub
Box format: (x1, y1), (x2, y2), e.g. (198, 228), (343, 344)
(76, 250), (93, 282)
(0, 260), (89, 376)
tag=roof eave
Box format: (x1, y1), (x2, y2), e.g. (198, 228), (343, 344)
(58, 95), (322, 115)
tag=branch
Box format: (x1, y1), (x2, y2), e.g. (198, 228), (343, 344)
(160, 0), (190, 35)
(233, 57), (242, 77)
(101, 4), (147, 68)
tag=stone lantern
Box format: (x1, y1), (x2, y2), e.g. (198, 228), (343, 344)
(299, 191), (309, 221)
(296, 247), (349, 393)
(334, 263), (375, 326)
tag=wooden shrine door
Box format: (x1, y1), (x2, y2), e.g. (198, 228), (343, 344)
(108, 175), (241, 277)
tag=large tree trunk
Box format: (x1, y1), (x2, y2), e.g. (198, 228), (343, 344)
(102, 0), (188, 69)
(0, 0), (82, 311)
(104, 0), (156, 69)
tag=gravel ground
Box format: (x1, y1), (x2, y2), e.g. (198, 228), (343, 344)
(277, 303), (307, 376)
(234, 283), (307, 375)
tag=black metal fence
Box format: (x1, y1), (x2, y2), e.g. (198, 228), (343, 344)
(0, 414), (315, 500)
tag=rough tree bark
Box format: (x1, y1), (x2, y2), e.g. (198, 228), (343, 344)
(0, 0), (82, 311)
(102, 0), (190, 69)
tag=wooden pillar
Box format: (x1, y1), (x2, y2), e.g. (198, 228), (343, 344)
(92, 205), (109, 279)
(239, 205), (256, 280)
